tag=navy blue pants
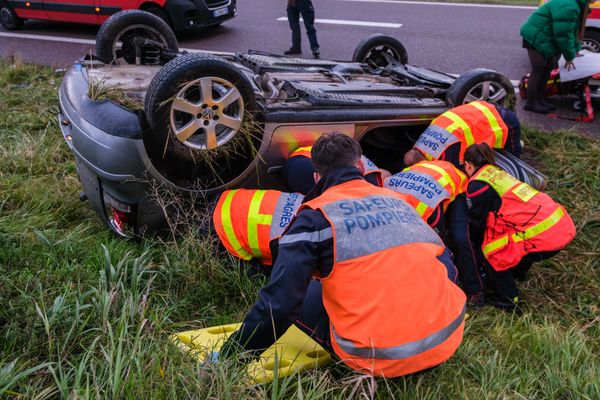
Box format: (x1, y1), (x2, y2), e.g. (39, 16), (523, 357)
(287, 0), (320, 52)
(294, 280), (333, 353)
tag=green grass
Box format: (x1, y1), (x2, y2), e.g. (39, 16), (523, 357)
(1, 61), (598, 399)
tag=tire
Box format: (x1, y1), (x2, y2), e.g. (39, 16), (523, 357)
(352, 34), (408, 67)
(145, 6), (172, 27)
(95, 10), (178, 65)
(144, 54), (260, 192)
(446, 68), (516, 110)
(0, 2), (24, 30)
(581, 29), (600, 53)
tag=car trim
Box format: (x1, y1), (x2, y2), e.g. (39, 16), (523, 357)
(10, 1), (121, 16)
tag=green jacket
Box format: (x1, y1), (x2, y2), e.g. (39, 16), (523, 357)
(520, 0), (587, 61)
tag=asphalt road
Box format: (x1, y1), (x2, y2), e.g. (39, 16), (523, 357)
(0, 0), (597, 134)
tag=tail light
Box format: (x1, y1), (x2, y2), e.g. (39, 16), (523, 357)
(103, 191), (135, 237)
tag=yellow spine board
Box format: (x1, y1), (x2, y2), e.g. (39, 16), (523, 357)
(172, 323), (332, 383)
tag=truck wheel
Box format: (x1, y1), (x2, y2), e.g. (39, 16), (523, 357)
(145, 6), (172, 27)
(581, 30), (600, 53)
(352, 34), (408, 67)
(144, 54), (260, 192)
(96, 10), (178, 65)
(446, 68), (516, 110)
(0, 2), (24, 30)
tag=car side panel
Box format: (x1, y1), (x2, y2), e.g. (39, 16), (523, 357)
(43, 0), (99, 23)
(9, 1), (48, 20)
(96, 0), (165, 23)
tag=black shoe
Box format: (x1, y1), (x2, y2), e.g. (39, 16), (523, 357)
(467, 291), (485, 310)
(486, 295), (520, 312)
(523, 100), (552, 114)
(284, 47), (301, 56)
(539, 98), (556, 111)
(312, 49), (320, 59)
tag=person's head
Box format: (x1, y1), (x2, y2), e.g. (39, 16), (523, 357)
(311, 132), (362, 181)
(463, 143), (496, 177)
(403, 148), (425, 166)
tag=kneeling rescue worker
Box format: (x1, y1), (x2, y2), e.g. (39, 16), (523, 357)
(220, 132), (466, 377)
(404, 100), (522, 168)
(383, 160), (485, 307)
(464, 143), (576, 310)
(213, 189), (304, 266)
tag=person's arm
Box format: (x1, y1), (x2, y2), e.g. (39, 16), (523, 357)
(440, 143), (461, 168)
(221, 209), (329, 358)
(551, 2), (582, 62)
(496, 105), (522, 158)
(466, 180), (499, 248)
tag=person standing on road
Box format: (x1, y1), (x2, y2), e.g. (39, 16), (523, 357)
(520, 0), (593, 114)
(285, 0), (320, 58)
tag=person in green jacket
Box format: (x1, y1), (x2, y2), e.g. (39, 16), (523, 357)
(520, 0), (592, 114)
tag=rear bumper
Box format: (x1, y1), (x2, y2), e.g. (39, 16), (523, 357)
(165, 0), (237, 31)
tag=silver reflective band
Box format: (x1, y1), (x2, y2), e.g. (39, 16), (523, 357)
(278, 227), (333, 245)
(333, 305), (466, 360)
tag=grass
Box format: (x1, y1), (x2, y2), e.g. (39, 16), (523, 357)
(0, 60), (598, 399)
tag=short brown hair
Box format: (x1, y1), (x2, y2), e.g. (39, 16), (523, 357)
(311, 132), (362, 175)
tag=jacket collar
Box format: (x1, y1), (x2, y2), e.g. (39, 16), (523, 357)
(303, 166), (365, 202)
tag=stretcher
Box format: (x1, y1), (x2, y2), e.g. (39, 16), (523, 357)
(172, 323), (332, 383)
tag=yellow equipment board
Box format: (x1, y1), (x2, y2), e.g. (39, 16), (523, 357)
(173, 323), (332, 383)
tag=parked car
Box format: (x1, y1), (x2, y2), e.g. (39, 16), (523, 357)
(583, 1), (600, 52)
(0, 0), (236, 31)
(58, 12), (544, 237)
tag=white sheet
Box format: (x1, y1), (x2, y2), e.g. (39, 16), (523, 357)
(558, 50), (600, 82)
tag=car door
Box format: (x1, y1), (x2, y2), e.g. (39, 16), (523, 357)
(8, 1), (48, 21)
(42, 0), (99, 24)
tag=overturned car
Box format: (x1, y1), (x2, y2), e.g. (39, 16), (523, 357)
(58, 11), (542, 237)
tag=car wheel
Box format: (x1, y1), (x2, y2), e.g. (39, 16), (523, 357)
(581, 30), (600, 53)
(446, 68), (516, 110)
(0, 2), (24, 30)
(96, 10), (179, 65)
(352, 34), (408, 67)
(144, 53), (260, 192)
(145, 6), (172, 27)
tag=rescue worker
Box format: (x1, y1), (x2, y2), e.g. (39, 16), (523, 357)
(212, 189), (304, 266)
(403, 101), (522, 169)
(464, 143), (576, 310)
(220, 132), (466, 377)
(383, 160), (485, 307)
(282, 144), (390, 195)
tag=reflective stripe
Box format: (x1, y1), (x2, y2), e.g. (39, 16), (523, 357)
(221, 190), (253, 260)
(483, 235), (509, 256)
(483, 207), (565, 255)
(418, 163), (456, 197)
(444, 111), (474, 146)
(279, 228), (333, 245)
(415, 202), (429, 216)
(247, 191), (273, 258)
(333, 305), (465, 360)
(469, 101), (504, 148)
(512, 207), (564, 243)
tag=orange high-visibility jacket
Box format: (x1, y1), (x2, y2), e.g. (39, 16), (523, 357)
(301, 179), (466, 377)
(383, 161), (467, 221)
(414, 101), (509, 164)
(213, 189), (304, 265)
(289, 145), (384, 185)
(471, 165), (576, 271)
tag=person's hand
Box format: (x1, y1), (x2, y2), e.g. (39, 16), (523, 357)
(203, 351), (219, 366)
(287, 0), (296, 6)
(576, 52), (584, 57)
(564, 60), (576, 71)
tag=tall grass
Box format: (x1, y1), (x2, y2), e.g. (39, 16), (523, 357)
(0, 61), (598, 399)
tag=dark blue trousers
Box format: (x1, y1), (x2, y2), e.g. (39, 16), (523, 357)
(287, 0), (320, 52)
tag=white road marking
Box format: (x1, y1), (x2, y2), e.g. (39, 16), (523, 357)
(277, 17), (402, 28)
(338, 0), (536, 10)
(0, 31), (234, 55)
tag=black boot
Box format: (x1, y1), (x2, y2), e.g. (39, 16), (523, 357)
(284, 47), (302, 56)
(539, 98), (556, 111)
(524, 99), (552, 114)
